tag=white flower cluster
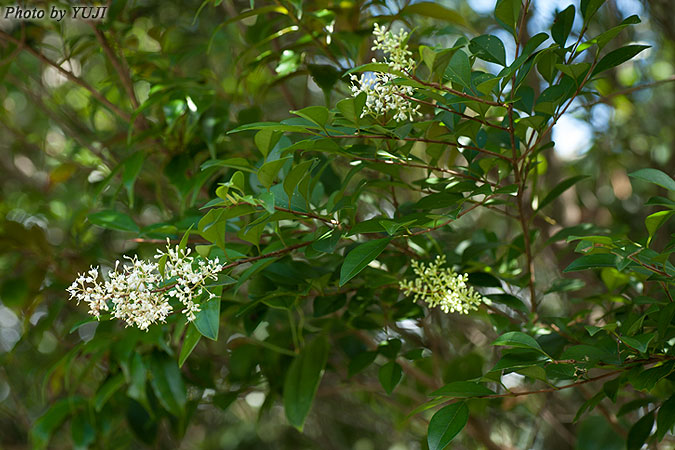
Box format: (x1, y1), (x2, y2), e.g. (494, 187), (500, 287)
(349, 23), (422, 122)
(67, 242), (223, 330)
(399, 255), (485, 314)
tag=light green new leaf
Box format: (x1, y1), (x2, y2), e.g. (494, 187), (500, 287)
(629, 168), (675, 192)
(493, 331), (544, 353)
(427, 402), (469, 450)
(646, 210), (675, 245)
(469, 35), (506, 66)
(283, 336), (329, 430)
(339, 238), (391, 286)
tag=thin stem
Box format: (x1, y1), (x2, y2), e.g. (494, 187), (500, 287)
(328, 133), (512, 162)
(399, 94), (510, 131)
(408, 74), (506, 107)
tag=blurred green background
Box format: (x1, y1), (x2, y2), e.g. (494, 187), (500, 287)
(0, 0), (673, 448)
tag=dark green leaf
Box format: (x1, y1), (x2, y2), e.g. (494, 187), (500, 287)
(445, 50), (472, 90)
(469, 35), (506, 66)
(378, 361), (403, 395)
(657, 395), (675, 440)
(495, 0), (522, 36)
(563, 254), (617, 272)
(627, 412), (654, 450)
(427, 402), (469, 450)
(149, 352), (187, 417)
(179, 324), (202, 368)
(493, 331), (545, 353)
(551, 5), (575, 47)
(339, 238), (391, 286)
(592, 45), (650, 76)
(283, 336), (329, 430)
(537, 175), (589, 211)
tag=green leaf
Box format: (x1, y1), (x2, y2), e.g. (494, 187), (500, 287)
(563, 254), (617, 272)
(657, 395), (675, 441)
(495, 0), (522, 36)
(378, 361), (403, 395)
(88, 210), (139, 232)
(193, 296), (220, 340)
(493, 331), (545, 353)
(94, 374), (125, 412)
(179, 324), (201, 367)
(149, 352), (187, 417)
(621, 333), (655, 353)
(70, 412), (95, 449)
(627, 411), (654, 450)
(400, 2), (468, 27)
(580, 0), (605, 22)
(254, 129), (282, 159)
(31, 397), (86, 449)
(486, 293), (529, 314)
(469, 35), (507, 66)
(178, 223), (193, 252)
(551, 5), (575, 47)
(537, 175), (589, 211)
(258, 156), (292, 189)
(445, 50), (472, 90)
(283, 159), (315, 202)
(427, 402), (469, 450)
(336, 93), (366, 124)
(646, 210), (675, 245)
(348, 351), (377, 377)
(283, 336), (329, 430)
(339, 238), (391, 286)
(629, 168), (675, 192)
(431, 381), (496, 398)
(291, 106), (331, 128)
(201, 157), (255, 173)
(122, 152), (145, 207)
(592, 45), (650, 76)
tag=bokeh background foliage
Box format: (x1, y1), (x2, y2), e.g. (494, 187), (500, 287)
(0, 0), (674, 449)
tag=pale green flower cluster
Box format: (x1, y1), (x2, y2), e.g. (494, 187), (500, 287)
(349, 23), (421, 122)
(399, 255), (485, 314)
